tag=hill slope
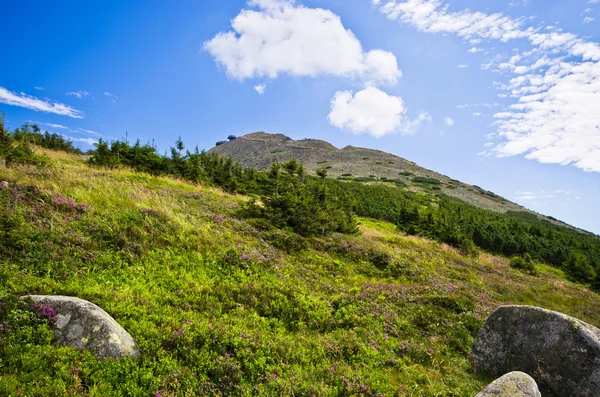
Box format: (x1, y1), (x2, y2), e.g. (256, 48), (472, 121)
(209, 132), (565, 225)
(1, 148), (600, 396)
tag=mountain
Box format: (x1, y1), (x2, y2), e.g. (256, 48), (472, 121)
(209, 132), (569, 227)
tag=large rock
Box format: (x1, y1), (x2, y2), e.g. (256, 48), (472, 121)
(471, 305), (600, 397)
(475, 371), (541, 397)
(24, 295), (139, 359)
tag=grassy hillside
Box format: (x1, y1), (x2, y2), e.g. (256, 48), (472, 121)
(1, 148), (600, 396)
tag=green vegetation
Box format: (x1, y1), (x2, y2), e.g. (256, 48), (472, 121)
(510, 254), (537, 275)
(71, 130), (600, 288)
(1, 116), (599, 395)
(412, 177), (441, 185)
(243, 162), (357, 236)
(0, 116), (51, 168)
(344, 183), (600, 286)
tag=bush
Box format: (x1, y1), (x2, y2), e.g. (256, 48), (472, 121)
(412, 177), (441, 185)
(564, 252), (596, 282)
(510, 254), (537, 275)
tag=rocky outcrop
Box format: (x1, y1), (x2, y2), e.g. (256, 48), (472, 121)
(471, 305), (600, 397)
(475, 371), (541, 397)
(24, 295), (139, 359)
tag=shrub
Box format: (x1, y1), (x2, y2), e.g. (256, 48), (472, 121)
(510, 254), (537, 275)
(564, 252), (596, 282)
(412, 177), (441, 185)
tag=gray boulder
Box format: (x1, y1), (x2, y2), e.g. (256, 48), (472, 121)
(475, 371), (541, 397)
(471, 305), (600, 397)
(24, 295), (139, 359)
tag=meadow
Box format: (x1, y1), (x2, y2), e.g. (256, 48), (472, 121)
(2, 148), (600, 396)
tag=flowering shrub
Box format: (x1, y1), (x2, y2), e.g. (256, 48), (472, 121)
(0, 296), (56, 346)
(51, 193), (90, 214)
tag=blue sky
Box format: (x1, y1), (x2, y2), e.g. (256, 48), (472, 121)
(1, 0), (599, 234)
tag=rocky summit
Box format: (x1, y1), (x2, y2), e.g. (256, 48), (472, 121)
(471, 305), (600, 397)
(209, 132), (571, 226)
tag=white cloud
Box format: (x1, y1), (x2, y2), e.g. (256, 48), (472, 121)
(254, 84), (266, 94)
(66, 90), (89, 99)
(328, 87), (430, 137)
(204, 0), (401, 85)
(373, 0), (600, 172)
(45, 123), (68, 129)
(63, 135), (98, 146)
(457, 103), (501, 109)
(375, 0), (534, 42)
(0, 87), (82, 118)
(457, 64), (469, 68)
(328, 86), (405, 137)
(76, 128), (102, 137)
(468, 47), (483, 53)
(443, 116), (454, 126)
(583, 17), (595, 23)
(515, 189), (576, 203)
(104, 92), (119, 103)
(34, 86), (45, 91)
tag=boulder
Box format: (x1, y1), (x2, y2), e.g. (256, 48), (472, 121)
(475, 371), (541, 397)
(0, 181), (8, 190)
(24, 295), (139, 359)
(471, 305), (600, 397)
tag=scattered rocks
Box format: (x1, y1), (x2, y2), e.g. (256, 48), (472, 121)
(475, 371), (541, 397)
(23, 295), (139, 359)
(0, 181), (8, 190)
(471, 305), (600, 397)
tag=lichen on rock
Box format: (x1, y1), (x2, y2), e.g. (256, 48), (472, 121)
(475, 371), (541, 397)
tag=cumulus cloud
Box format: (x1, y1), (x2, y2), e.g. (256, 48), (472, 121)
(444, 116), (455, 126)
(328, 87), (405, 137)
(373, 0), (600, 172)
(328, 86), (430, 137)
(205, 0), (422, 136)
(0, 87), (82, 118)
(204, 0), (401, 85)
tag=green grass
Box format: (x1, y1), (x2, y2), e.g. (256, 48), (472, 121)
(1, 149), (599, 396)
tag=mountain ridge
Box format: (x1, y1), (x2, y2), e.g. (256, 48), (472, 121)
(209, 131), (576, 231)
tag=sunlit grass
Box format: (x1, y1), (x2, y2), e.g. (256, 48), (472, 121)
(1, 149), (599, 396)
